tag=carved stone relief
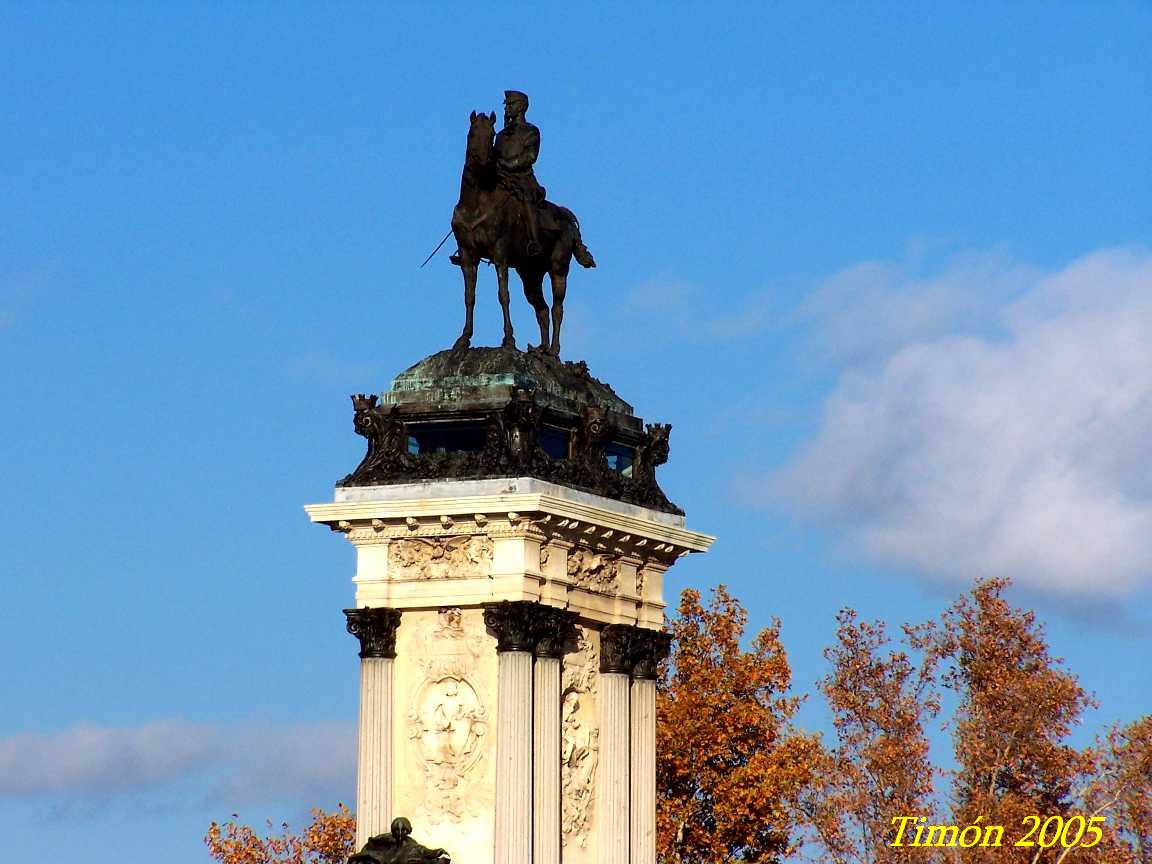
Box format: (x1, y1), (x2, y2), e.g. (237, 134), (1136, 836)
(561, 630), (599, 847)
(634, 565), (649, 599)
(407, 608), (490, 824)
(389, 535), (493, 581)
(566, 548), (620, 594)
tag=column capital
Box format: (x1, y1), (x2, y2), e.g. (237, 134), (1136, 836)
(484, 601), (539, 652)
(600, 624), (634, 674)
(484, 600), (578, 654)
(533, 606), (578, 659)
(629, 628), (672, 680)
(599, 624), (672, 678)
(344, 607), (402, 659)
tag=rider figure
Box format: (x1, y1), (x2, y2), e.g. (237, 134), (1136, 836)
(494, 90), (545, 257)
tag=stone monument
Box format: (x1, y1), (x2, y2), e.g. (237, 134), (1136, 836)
(305, 93), (713, 864)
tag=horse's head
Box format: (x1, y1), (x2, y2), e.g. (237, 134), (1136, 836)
(466, 110), (497, 166)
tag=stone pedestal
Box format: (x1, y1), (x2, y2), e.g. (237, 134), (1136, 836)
(308, 477), (710, 863)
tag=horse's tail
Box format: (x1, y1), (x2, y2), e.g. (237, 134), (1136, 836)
(556, 206), (596, 269)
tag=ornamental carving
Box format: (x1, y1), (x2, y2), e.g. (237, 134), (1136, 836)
(344, 607), (402, 659)
(338, 382), (683, 516)
(407, 609), (490, 823)
(561, 630), (599, 848)
(533, 606), (578, 659)
(599, 624), (633, 674)
(389, 536), (493, 581)
(483, 600), (538, 653)
(629, 628), (672, 680)
(566, 548), (620, 594)
(635, 564), (649, 599)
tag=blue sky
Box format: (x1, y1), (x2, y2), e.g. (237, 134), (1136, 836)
(2, 3), (1150, 860)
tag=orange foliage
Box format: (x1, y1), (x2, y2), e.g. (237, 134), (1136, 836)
(205, 805), (355, 864)
(922, 577), (1096, 862)
(807, 610), (941, 864)
(1083, 716), (1152, 864)
(656, 585), (823, 863)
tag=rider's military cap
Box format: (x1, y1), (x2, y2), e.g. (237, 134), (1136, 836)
(504, 90), (529, 110)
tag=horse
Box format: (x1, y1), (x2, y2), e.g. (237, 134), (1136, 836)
(450, 110), (595, 357)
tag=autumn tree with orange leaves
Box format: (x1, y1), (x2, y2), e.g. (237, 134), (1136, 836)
(922, 577), (1097, 863)
(656, 585), (823, 863)
(803, 577), (1151, 864)
(804, 610), (941, 864)
(206, 805), (355, 864)
(1084, 716), (1152, 863)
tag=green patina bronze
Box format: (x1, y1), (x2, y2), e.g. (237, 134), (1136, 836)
(339, 346), (681, 515)
(385, 345), (635, 427)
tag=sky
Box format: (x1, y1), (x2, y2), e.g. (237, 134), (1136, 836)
(2, 3), (1150, 860)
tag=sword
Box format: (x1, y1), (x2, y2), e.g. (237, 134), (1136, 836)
(420, 228), (454, 269)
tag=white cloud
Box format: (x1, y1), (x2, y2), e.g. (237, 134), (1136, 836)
(799, 249), (1037, 368)
(0, 719), (355, 808)
(773, 247), (1152, 599)
(0, 721), (215, 796)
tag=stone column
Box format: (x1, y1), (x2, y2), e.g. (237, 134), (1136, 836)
(484, 601), (538, 864)
(629, 630), (670, 864)
(344, 607), (402, 850)
(599, 624), (633, 864)
(532, 608), (577, 864)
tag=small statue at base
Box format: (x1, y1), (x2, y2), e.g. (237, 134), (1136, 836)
(348, 817), (450, 864)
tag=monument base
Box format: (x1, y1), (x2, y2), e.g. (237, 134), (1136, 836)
(307, 477), (712, 864)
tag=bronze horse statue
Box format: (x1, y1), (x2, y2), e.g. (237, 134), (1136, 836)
(450, 111), (594, 357)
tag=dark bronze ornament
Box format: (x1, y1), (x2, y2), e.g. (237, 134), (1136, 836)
(483, 601), (578, 655)
(344, 608), (403, 659)
(449, 92), (595, 357)
(599, 624), (634, 674)
(629, 628), (672, 680)
(348, 816), (449, 863)
(532, 606), (579, 659)
(483, 601), (540, 653)
(338, 348), (682, 516)
(598, 624), (671, 677)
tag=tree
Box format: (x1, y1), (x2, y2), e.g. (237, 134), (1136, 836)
(656, 585), (823, 863)
(205, 805), (355, 864)
(806, 610), (941, 864)
(923, 577), (1096, 863)
(1081, 716), (1152, 864)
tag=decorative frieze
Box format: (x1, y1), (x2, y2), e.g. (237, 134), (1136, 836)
(389, 535), (493, 580)
(344, 607), (402, 658)
(331, 511), (694, 572)
(566, 548), (621, 594)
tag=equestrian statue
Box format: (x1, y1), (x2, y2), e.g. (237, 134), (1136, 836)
(449, 90), (595, 357)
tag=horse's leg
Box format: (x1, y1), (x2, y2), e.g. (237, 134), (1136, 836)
(548, 269), (567, 357)
(496, 262), (515, 349)
(454, 251), (478, 350)
(517, 267), (549, 351)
